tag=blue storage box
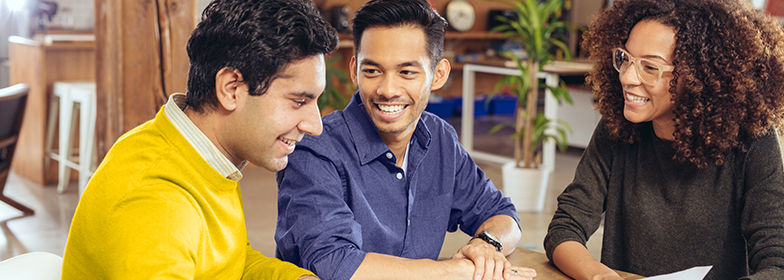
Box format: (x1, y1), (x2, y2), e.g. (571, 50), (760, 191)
(426, 99), (456, 119)
(449, 97), (463, 116)
(474, 97), (490, 117)
(447, 96), (490, 117)
(491, 95), (517, 115)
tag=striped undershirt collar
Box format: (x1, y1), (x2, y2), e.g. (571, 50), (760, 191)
(164, 93), (247, 181)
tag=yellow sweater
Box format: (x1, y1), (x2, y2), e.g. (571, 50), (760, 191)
(62, 107), (312, 279)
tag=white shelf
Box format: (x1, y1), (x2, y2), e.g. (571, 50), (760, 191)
(461, 63), (584, 169)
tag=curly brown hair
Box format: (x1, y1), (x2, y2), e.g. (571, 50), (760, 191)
(583, 0), (784, 168)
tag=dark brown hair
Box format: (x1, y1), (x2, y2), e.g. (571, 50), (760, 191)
(351, 0), (447, 68)
(186, 0), (339, 112)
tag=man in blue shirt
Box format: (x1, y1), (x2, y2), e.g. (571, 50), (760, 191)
(275, 1), (535, 279)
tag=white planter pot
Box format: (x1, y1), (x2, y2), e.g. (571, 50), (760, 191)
(502, 161), (551, 212)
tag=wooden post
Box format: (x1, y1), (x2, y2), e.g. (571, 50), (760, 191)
(93, 0), (195, 161)
(522, 60), (538, 168)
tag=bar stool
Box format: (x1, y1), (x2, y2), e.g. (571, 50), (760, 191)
(45, 82), (96, 196)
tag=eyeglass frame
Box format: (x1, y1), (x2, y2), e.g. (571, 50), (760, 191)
(612, 48), (674, 85)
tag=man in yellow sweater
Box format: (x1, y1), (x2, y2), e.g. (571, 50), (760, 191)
(61, 0), (337, 279)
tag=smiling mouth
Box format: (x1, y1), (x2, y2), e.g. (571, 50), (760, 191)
(278, 136), (296, 147)
(377, 104), (407, 114)
(625, 92), (650, 103)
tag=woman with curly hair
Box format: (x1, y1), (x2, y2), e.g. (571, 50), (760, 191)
(543, 0), (784, 279)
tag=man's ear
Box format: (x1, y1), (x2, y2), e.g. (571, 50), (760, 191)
(349, 56), (358, 87)
(430, 58), (451, 91)
(214, 67), (246, 111)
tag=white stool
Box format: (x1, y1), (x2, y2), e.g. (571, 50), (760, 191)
(45, 82), (96, 196)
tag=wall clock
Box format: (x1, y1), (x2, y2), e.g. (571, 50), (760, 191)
(445, 0), (476, 32)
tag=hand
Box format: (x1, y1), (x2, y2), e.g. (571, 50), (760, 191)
(589, 271), (623, 280)
(510, 267), (537, 280)
(297, 275), (320, 280)
(452, 238), (517, 280)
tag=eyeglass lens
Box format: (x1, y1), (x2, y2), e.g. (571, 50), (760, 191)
(613, 49), (662, 85)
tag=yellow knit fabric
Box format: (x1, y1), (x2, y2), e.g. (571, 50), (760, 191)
(62, 107), (313, 279)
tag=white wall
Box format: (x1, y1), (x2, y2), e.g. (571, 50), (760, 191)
(197, 0), (210, 17)
(0, 0), (94, 88)
(47, 0), (211, 30)
(0, 1), (26, 88)
(50, 0), (94, 30)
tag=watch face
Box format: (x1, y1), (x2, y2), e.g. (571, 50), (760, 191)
(446, 0), (476, 32)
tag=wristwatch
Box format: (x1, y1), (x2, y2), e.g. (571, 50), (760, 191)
(472, 231), (502, 252)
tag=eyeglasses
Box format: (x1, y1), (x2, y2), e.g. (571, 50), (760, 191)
(612, 48), (674, 85)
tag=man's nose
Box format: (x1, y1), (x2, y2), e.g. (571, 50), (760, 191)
(376, 74), (402, 99)
(299, 102), (323, 136)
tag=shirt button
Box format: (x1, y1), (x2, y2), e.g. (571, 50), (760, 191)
(386, 152), (393, 159)
(396, 173), (403, 180)
(408, 219), (411, 226)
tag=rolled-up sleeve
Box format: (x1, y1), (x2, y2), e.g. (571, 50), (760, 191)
(276, 147), (365, 280)
(447, 136), (518, 235)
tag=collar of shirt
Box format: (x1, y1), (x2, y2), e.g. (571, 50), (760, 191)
(401, 141), (411, 174)
(343, 92), (432, 167)
(164, 93), (247, 181)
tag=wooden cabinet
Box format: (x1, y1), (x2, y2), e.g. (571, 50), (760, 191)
(8, 36), (95, 185)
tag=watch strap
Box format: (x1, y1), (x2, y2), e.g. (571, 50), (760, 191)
(472, 231), (502, 252)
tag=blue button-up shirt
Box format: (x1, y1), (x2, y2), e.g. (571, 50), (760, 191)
(275, 92), (517, 280)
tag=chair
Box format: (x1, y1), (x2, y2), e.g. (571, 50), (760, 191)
(0, 251), (63, 280)
(0, 84), (34, 215)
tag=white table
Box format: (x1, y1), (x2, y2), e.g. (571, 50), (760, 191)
(460, 61), (593, 170)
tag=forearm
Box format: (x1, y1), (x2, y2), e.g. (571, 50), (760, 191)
(474, 215), (521, 256)
(350, 252), (474, 280)
(244, 242), (314, 280)
(551, 241), (620, 280)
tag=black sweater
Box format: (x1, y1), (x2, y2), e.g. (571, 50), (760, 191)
(545, 121), (784, 279)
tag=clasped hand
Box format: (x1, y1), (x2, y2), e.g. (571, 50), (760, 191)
(452, 239), (536, 280)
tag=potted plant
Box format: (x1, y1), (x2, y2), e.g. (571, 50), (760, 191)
(318, 55), (354, 114)
(488, 0), (574, 211)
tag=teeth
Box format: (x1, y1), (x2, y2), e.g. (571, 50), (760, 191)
(626, 93), (649, 103)
(378, 104), (406, 114)
(278, 137), (295, 147)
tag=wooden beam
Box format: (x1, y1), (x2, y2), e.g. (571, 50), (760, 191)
(94, 0), (195, 161)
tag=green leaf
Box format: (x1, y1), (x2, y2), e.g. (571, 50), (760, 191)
(488, 122), (516, 135)
(320, 54), (353, 111)
(485, 0), (576, 167)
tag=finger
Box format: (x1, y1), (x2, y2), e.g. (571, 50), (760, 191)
(483, 257), (495, 280)
(510, 268), (536, 278)
(451, 251), (465, 259)
(493, 258), (505, 280)
(503, 257), (512, 280)
(473, 256), (486, 280)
